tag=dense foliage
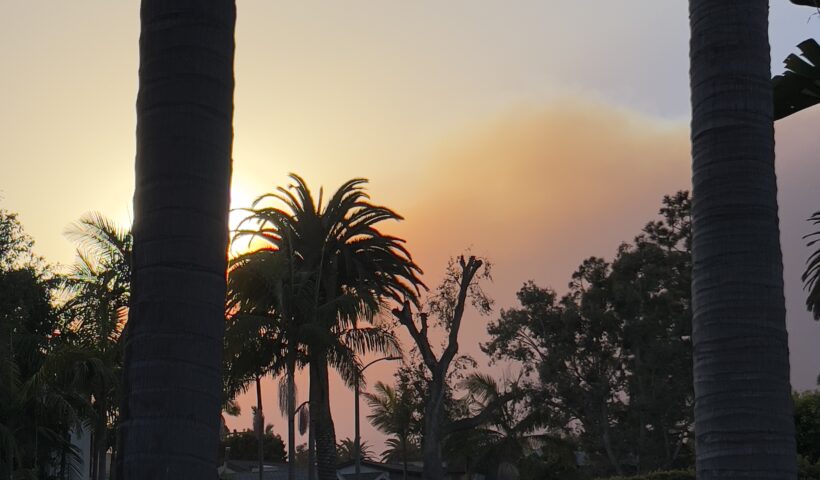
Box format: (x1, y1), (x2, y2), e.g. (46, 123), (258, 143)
(336, 437), (374, 464)
(0, 210), (91, 478)
(795, 391), (820, 479)
(220, 427), (287, 463)
(5, 187), (818, 479)
(482, 192), (693, 477)
(227, 174), (423, 479)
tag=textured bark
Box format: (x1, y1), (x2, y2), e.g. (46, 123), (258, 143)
(109, 446), (117, 480)
(256, 376), (264, 480)
(95, 419), (107, 480)
(689, 1), (797, 477)
(308, 420), (316, 480)
(59, 445), (67, 480)
(422, 374), (446, 480)
(118, 1), (235, 479)
(90, 432), (97, 480)
(309, 356), (337, 480)
(287, 360), (296, 480)
(95, 396), (107, 480)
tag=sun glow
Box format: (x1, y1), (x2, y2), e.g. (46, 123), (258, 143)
(228, 178), (260, 258)
(228, 175), (285, 259)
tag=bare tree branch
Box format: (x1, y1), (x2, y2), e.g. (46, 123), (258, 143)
(439, 256), (482, 375)
(391, 300), (438, 371)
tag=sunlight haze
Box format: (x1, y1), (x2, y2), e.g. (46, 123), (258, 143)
(3, 0), (820, 455)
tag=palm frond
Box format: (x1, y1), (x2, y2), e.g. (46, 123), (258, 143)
(803, 210), (820, 319)
(460, 371), (501, 405)
(339, 327), (402, 359)
(64, 212), (132, 269)
(774, 39), (820, 120)
(298, 402), (310, 436)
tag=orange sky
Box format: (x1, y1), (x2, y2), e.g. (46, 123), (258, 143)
(2, 1), (820, 455)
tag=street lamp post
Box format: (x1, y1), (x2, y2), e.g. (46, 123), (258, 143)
(354, 355), (401, 480)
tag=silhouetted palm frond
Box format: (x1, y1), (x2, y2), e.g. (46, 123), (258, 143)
(774, 39), (820, 120)
(803, 211), (820, 320)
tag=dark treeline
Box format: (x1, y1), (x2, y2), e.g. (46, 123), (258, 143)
(2, 187), (819, 479)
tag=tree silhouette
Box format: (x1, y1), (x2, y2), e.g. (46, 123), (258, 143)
(689, 1), (796, 476)
(393, 255), (510, 480)
(363, 381), (417, 478)
(118, 1), (236, 477)
(336, 437), (374, 464)
(235, 174), (423, 480)
(61, 212), (131, 479)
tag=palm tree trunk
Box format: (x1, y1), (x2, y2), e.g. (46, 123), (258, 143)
(689, 1), (797, 477)
(97, 441), (107, 480)
(60, 443), (67, 480)
(96, 397), (108, 480)
(309, 355), (337, 480)
(118, 1), (235, 478)
(90, 432), (98, 480)
(287, 360), (296, 480)
(308, 420), (316, 480)
(402, 439), (407, 480)
(256, 375), (264, 480)
(109, 444), (117, 480)
(96, 433), (107, 480)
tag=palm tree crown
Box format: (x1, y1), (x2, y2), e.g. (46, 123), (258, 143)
(233, 174), (425, 480)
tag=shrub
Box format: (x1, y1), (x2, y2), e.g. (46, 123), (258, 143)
(598, 470), (694, 480)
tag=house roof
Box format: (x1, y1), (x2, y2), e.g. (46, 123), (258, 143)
(338, 473), (386, 480)
(220, 461), (310, 480)
(335, 459), (465, 475)
(336, 459), (421, 475)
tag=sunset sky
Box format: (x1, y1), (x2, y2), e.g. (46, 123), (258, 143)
(3, 1), (820, 451)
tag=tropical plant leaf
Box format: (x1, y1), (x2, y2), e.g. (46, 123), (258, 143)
(774, 39), (820, 120)
(803, 211), (820, 320)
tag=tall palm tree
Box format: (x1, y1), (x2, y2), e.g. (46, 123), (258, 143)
(363, 381), (417, 480)
(118, 1), (236, 478)
(689, 1), (796, 477)
(222, 314), (278, 480)
(224, 247), (301, 480)
(228, 223), (406, 480)
(62, 213), (131, 480)
(236, 174), (424, 480)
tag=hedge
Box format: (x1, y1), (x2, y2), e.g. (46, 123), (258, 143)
(598, 470), (694, 480)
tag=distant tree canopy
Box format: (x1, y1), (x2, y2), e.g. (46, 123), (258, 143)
(794, 390), (820, 479)
(0, 210), (66, 478)
(221, 426), (287, 463)
(483, 191), (693, 477)
(0, 209), (134, 479)
(795, 391), (820, 463)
